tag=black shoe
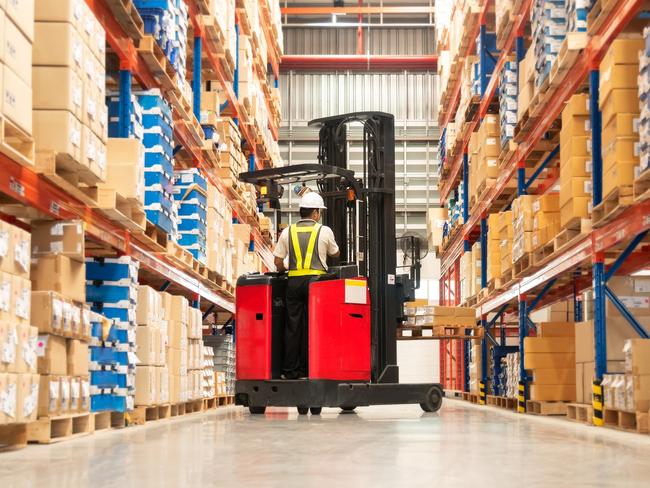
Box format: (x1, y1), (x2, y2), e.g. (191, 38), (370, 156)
(281, 372), (299, 380)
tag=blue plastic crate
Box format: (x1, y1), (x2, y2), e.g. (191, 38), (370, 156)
(146, 208), (174, 234)
(138, 91), (173, 119)
(187, 248), (207, 263)
(90, 322), (121, 343)
(86, 283), (137, 305)
(86, 258), (138, 283)
(144, 170), (174, 192)
(174, 169), (207, 189)
(177, 201), (207, 219)
(108, 121), (144, 140)
(144, 151), (174, 172)
(177, 217), (207, 233)
(91, 394), (128, 412)
(145, 190), (175, 213)
(142, 114), (173, 139)
(143, 132), (174, 156)
(91, 305), (135, 325)
(177, 232), (206, 247)
(114, 350), (132, 366)
(91, 369), (120, 388)
(90, 346), (117, 366)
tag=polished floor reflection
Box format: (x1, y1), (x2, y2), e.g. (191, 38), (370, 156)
(1, 399), (650, 487)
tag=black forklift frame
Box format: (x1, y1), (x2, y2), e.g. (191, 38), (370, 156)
(236, 112), (443, 413)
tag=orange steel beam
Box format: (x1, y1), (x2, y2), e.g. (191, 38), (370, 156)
(281, 6), (436, 15)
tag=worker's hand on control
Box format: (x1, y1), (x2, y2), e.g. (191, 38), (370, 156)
(274, 256), (287, 273)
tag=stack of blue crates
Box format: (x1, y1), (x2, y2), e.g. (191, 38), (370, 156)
(173, 168), (208, 263)
(86, 257), (140, 413)
(135, 0), (189, 86)
(106, 93), (144, 140)
(566, 0), (591, 33)
(532, 0), (567, 88)
(138, 90), (176, 235)
(639, 27), (650, 174)
(499, 59), (518, 147)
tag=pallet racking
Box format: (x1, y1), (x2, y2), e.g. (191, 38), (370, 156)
(436, 0), (650, 417)
(0, 1), (284, 315)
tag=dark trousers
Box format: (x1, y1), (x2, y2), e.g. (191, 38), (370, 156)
(284, 276), (312, 378)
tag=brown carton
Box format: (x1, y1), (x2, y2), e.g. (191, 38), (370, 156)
(38, 374), (61, 416)
(32, 66), (83, 118)
(31, 255), (86, 303)
(532, 368), (576, 385)
(33, 110), (83, 163)
(37, 334), (67, 375)
(31, 291), (65, 336)
(623, 339), (650, 375)
(538, 321), (575, 337)
(529, 383), (576, 402)
(31, 220), (85, 262)
(33, 21), (83, 74)
(524, 337), (575, 353)
(136, 285), (161, 326)
(0, 321), (15, 373)
(169, 295), (188, 325)
(66, 339), (88, 376)
(136, 327), (159, 366)
(2, 64), (32, 135)
(135, 366), (159, 406)
(17, 373), (39, 422)
(524, 353), (576, 369)
(13, 275), (31, 324)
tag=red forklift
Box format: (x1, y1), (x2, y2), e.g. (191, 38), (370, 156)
(234, 112), (443, 415)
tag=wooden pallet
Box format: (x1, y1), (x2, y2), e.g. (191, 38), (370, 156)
(138, 220), (169, 253)
(34, 151), (102, 206)
(526, 400), (569, 416)
(532, 240), (555, 267)
(167, 240), (195, 269)
(105, 0), (144, 40)
(462, 392), (480, 404)
(0, 116), (34, 168)
(603, 408), (650, 434)
(83, 187), (146, 232)
(93, 411), (127, 431)
(634, 167), (650, 202)
(587, 0), (617, 35)
(137, 36), (178, 92)
(567, 403), (594, 424)
(27, 413), (94, 444)
(548, 33), (588, 90)
(592, 186), (634, 227)
(130, 404), (172, 425)
(513, 252), (533, 278)
(0, 423), (28, 452)
(397, 326), (434, 339)
(487, 395), (517, 410)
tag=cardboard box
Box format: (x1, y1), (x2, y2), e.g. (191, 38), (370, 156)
(603, 161), (639, 197)
(532, 368), (576, 385)
(608, 275), (650, 317)
(559, 135), (591, 159)
(529, 383), (576, 402)
(81, 126), (105, 181)
(560, 198), (591, 227)
(38, 374), (61, 416)
(168, 321), (187, 351)
(10, 275), (29, 327)
(3, 14), (32, 85)
(17, 373), (39, 422)
(524, 352), (576, 369)
(575, 319), (634, 363)
(35, 0), (86, 29)
(161, 292), (173, 321)
(561, 157), (592, 178)
(31, 255), (86, 303)
(602, 137), (639, 167)
(32, 66), (83, 118)
(33, 21), (83, 74)
(0, 373), (8, 422)
(66, 339), (88, 376)
(560, 115), (590, 139)
(136, 285), (161, 326)
(538, 321), (575, 337)
(576, 362), (585, 403)
(2, 64), (32, 134)
(625, 374), (650, 411)
(426, 207), (448, 248)
(0, 321), (15, 373)
(623, 339), (650, 375)
(600, 89), (640, 127)
(31, 220), (85, 262)
(599, 37), (644, 73)
(36, 334), (67, 375)
(524, 337), (575, 353)
(599, 64), (640, 104)
(169, 295), (188, 325)
(31, 291), (65, 336)
(33, 110), (83, 162)
(9, 225), (30, 278)
(563, 93), (590, 118)
(135, 366), (159, 406)
(136, 327), (159, 366)
(1, 373), (18, 422)
(104, 138), (145, 201)
(602, 113), (640, 142)
(14, 324), (37, 374)
(168, 347), (186, 375)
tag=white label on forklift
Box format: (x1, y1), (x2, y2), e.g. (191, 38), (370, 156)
(387, 274), (395, 285)
(345, 279), (367, 304)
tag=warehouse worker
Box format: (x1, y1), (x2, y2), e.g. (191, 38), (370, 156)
(273, 192), (340, 380)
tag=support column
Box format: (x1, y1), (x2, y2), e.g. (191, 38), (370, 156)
(193, 36), (202, 120)
(518, 294), (527, 413)
(118, 69), (132, 138)
(480, 314), (488, 405)
(462, 151), (469, 224)
(480, 217), (487, 289)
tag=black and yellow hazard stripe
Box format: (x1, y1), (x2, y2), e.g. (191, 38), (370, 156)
(479, 381), (486, 405)
(517, 382), (526, 413)
(592, 380), (604, 426)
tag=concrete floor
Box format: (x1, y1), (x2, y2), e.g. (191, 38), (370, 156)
(1, 399), (650, 487)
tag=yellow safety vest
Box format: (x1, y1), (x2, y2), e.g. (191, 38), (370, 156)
(288, 222), (327, 277)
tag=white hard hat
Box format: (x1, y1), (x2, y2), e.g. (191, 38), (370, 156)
(299, 192), (327, 209)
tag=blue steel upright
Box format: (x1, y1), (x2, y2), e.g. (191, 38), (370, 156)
(462, 151), (469, 223)
(480, 217), (487, 289)
(118, 69), (133, 138)
(518, 296), (527, 383)
(193, 36), (202, 120)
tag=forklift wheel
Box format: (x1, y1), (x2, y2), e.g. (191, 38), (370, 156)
(340, 406), (356, 413)
(297, 406), (309, 415)
(249, 406), (267, 415)
(420, 386), (443, 413)
(310, 407), (322, 415)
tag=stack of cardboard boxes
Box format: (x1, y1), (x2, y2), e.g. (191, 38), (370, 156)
(517, 44), (535, 123)
(33, 0), (108, 181)
(560, 93), (593, 228)
(498, 210), (514, 278)
(599, 36), (643, 199)
(511, 196), (535, 264)
(603, 340), (650, 413)
(167, 294), (189, 404)
(135, 286), (168, 407)
(532, 193), (561, 250)
(469, 340), (483, 395)
(474, 115), (500, 196)
(470, 242), (482, 298)
(187, 307), (203, 401)
(203, 346), (215, 400)
(0, 220), (38, 424)
(524, 321), (577, 402)
(0, 0), (33, 141)
(487, 212), (502, 282)
(206, 182), (233, 281)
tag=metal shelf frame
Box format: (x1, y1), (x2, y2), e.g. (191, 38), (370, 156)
(437, 0), (650, 405)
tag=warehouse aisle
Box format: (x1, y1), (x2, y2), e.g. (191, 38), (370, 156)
(1, 400), (650, 487)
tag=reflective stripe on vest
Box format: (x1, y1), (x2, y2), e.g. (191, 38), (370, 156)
(288, 222), (326, 277)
